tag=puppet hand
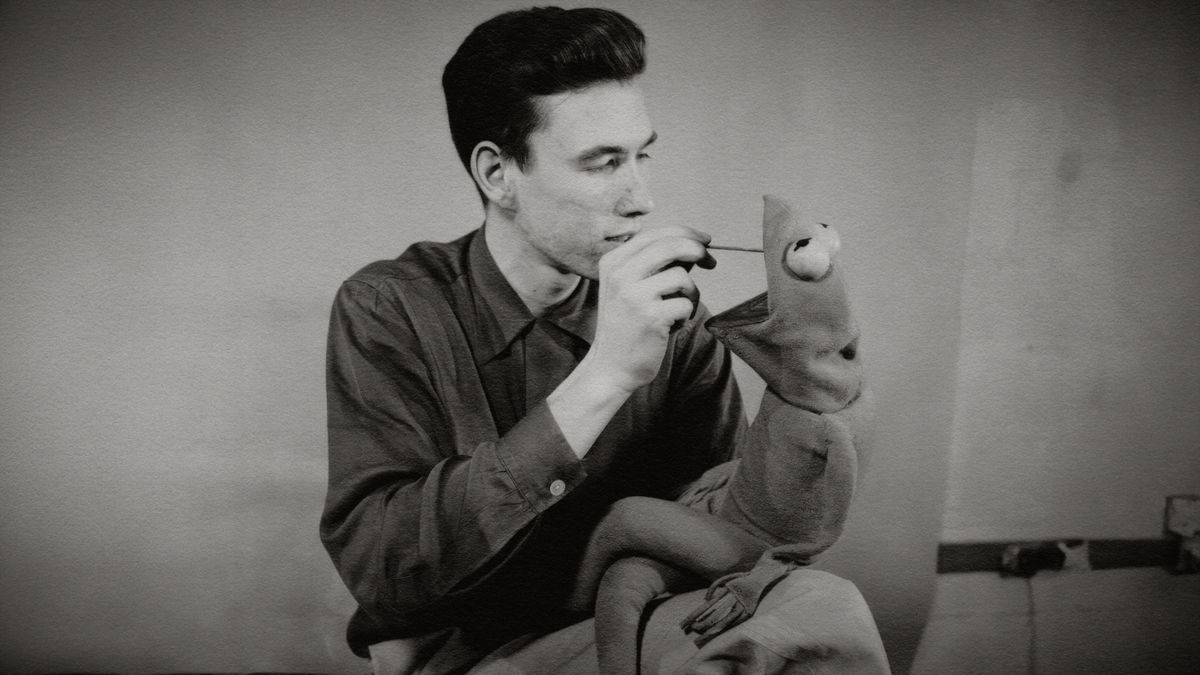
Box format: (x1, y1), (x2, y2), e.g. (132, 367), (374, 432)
(680, 561), (799, 645)
(679, 571), (756, 645)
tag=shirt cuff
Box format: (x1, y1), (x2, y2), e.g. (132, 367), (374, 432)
(494, 401), (587, 513)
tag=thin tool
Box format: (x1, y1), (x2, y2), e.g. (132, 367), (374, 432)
(707, 244), (763, 253)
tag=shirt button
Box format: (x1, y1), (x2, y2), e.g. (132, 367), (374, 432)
(549, 479), (565, 497)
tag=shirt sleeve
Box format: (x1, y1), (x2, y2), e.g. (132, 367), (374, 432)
(319, 279), (587, 628)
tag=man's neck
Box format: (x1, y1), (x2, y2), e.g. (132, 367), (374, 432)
(483, 210), (581, 318)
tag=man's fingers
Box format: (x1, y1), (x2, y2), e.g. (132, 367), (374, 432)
(642, 266), (701, 320)
(631, 224), (712, 247)
(605, 226), (712, 267)
(659, 296), (697, 324)
(642, 264), (696, 298)
(619, 237), (711, 281)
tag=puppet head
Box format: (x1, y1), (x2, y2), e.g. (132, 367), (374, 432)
(707, 195), (862, 413)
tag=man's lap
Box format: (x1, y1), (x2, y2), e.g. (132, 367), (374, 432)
(368, 568), (890, 674)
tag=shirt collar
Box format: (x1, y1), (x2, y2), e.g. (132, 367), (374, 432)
(467, 228), (596, 365)
(543, 276), (597, 346)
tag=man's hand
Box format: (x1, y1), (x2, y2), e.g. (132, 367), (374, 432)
(588, 226), (716, 394)
(548, 226), (715, 457)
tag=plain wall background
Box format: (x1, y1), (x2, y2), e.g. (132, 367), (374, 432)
(1, 1), (1196, 673)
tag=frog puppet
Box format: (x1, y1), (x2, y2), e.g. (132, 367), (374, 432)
(562, 194), (874, 674)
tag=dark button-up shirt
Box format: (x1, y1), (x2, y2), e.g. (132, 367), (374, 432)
(320, 228), (745, 655)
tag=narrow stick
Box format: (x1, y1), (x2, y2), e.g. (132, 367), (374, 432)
(707, 244), (764, 253)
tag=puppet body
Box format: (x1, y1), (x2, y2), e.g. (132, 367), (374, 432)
(566, 195), (872, 674)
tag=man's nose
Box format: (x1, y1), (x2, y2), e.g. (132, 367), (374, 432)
(616, 165), (654, 217)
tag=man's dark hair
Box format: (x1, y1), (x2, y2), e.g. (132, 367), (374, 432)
(442, 6), (646, 186)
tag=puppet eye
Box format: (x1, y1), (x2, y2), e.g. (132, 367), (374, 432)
(792, 238), (811, 251)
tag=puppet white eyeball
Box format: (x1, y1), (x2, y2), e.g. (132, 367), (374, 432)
(785, 225), (840, 280)
(785, 240), (829, 280)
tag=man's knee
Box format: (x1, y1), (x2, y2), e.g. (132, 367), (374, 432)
(641, 568), (890, 674)
(766, 568), (868, 609)
(748, 568), (890, 671)
(761, 568), (878, 629)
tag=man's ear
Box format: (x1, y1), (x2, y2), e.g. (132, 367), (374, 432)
(471, 141), (517, 208)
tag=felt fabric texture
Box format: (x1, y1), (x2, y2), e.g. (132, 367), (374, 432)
(682, 195), (873, 644)
(706, 196), (862, 413)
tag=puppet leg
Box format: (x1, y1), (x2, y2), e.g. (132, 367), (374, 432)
(565, 497), (763, 613)
(566, 496), (772, 670)
(594, 556), (687, 675)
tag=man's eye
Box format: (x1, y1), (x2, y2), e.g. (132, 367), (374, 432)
(587, 158), (621, 173)
(637, 152), (652, 161)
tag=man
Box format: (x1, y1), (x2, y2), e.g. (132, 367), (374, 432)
(321, 7), (889, 673)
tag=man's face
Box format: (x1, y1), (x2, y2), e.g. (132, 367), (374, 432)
(506, 80), (656, 279)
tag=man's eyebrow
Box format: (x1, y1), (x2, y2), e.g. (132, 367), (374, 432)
(576, 131), (658, 163)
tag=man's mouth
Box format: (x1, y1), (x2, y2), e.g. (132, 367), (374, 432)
(605, 234), (634, 244)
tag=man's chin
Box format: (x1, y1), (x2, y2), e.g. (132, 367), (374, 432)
(548, 257), (598, 281)
(563, 251), (603, 280)
(570, 262), (600, 281)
